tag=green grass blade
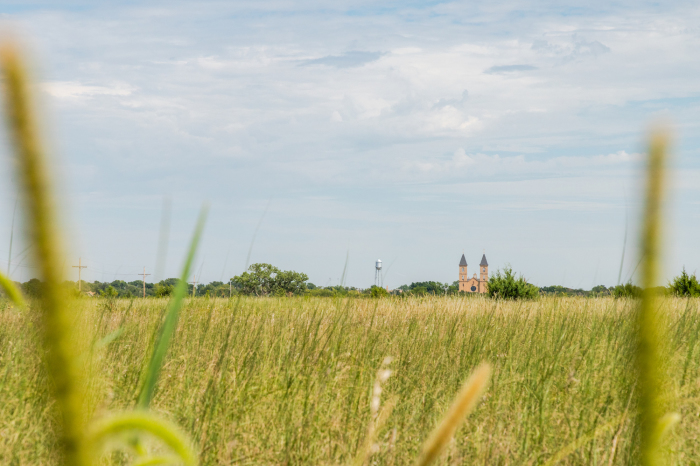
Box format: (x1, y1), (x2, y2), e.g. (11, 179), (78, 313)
(0, 270), (26, 308)
(137, 207), (208, 408)
(94, 327), (124, 349)
(87, 411), (198, 465)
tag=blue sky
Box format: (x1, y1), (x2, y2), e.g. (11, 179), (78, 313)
(0, 0), (699, 288)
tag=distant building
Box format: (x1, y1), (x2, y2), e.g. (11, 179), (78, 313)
(458, 253), (489, 293)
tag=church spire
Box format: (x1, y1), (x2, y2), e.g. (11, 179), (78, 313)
(459, 254), (467, 266)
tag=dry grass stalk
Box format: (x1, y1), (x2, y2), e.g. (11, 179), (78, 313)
(416, 363), (491, 466)
(352, 357), (396, 466)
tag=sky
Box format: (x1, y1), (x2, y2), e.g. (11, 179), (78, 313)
(0, 0), (699, 289)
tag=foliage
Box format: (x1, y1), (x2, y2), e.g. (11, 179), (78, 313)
(154, 283), (174, 298)
(398, 281), (453, 296)
(539, 285), (611, 297)
(305, 285), (362, 297)
(231, 263), (308, 296)
(369, 285), (389, 298)
(100, 285), (118, 298)
(612, 282), (643, 298)
(487, 267), (539, 300)
(273, 269), (310, 295)
(20, 277), (45, 298)
(668, 268), (700, 297)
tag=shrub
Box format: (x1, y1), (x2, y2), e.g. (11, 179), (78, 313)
(155, 284), (174, 298)
(669, 268), (700, 297)
(369, 285), (389, 298)
(487, 267), (539, 300)
(99, 285), (118, 298)
(612, 282), (642, 298)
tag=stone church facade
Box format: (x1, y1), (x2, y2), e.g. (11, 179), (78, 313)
(458, 253), (489, 293)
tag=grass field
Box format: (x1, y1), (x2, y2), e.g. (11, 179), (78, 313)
(2, 295), (699, 465)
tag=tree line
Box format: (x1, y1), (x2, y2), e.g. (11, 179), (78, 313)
(3, 263), (699, 300)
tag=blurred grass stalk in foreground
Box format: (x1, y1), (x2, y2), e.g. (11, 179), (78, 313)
(636, 128), (677, 466)
(1, 41), (200, 466)
(416, 363), (491, 466)
(1, 43), (88, 465)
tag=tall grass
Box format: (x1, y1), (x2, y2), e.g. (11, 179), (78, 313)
(3, 296), (700, 464)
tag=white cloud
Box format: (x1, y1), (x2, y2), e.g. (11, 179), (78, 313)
(402, 149), (641, 178)
(42, 81), (134, 99)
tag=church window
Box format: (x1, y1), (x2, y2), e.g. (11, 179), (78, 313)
(470, 285), (476, 292)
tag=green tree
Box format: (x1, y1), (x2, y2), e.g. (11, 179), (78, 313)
(100, 285), (118, 298)
(21, 278), (44, 298)
(487, 267), (539, 300)
(273, 270), (308, 295)
(231, 263), (308, 296)
(154, 284), (174, 298)
(232, 263), (278, 296)
(669, 268), (700, 297)
(397, 281), (449, 296)
(369, 285), (389, 298)
(612, 282), (642, 298)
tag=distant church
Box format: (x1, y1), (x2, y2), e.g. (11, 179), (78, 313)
(458, 253), (489, 293)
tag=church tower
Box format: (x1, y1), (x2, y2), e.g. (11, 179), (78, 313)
(479, 253), (488, 292)
(458, 254), (468, 292)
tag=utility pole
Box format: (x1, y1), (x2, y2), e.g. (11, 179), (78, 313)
(229, 279), (232, 298)
(72, 258), (87, 292)
(138, 267), (151, 298)
(189, 275), (198, 298)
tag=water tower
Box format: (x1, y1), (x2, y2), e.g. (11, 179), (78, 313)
(375, 259), (382, 287)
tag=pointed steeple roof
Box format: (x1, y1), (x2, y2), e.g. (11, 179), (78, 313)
(480, 254), (488, 266)
(459, 254), (467, 266)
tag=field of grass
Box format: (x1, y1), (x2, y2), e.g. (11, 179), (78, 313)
(2, 295), (699, 465)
